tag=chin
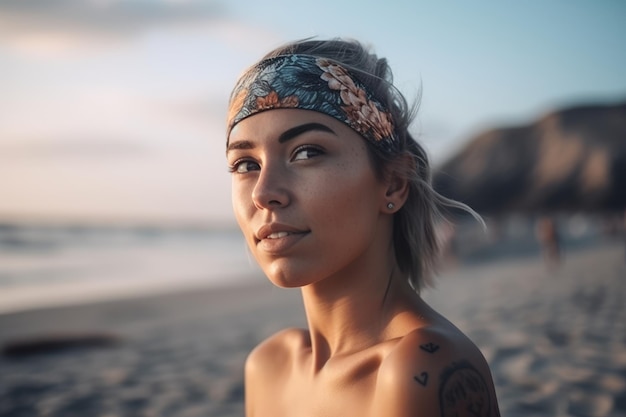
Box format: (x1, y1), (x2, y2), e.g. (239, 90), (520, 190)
(265, 272), (311, 289)
(267, 278), (304, 289)
(262, 263), (318, 289)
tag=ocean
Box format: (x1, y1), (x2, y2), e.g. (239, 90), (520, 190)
(0, 223), (262, 314)
(1, 215), (617, 315)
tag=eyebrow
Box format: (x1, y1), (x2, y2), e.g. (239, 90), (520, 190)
(227, 122), (337, 153)
(278, 122), (336, 143)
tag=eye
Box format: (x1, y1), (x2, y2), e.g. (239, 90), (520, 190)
(229, 159), (260, 174)
(292, 145), (324, 161)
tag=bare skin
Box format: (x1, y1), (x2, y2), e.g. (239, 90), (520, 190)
(227, 109), (500, 417)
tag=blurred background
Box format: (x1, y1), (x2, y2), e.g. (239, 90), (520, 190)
(1, 1), (625, 417)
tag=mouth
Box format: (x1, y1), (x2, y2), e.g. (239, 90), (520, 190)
(266, 231), (295, 239)
(255, 224), (308, 241)
(256, 230), (308, 244)
(254, 225), (309, 253)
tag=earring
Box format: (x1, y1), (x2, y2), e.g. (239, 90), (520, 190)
(387, 202), (395, 210)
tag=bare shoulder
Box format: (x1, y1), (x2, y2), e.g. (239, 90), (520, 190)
(373, 324), (500, 417)
(244, 328), (308, 416)
(245, 327), (307, 377)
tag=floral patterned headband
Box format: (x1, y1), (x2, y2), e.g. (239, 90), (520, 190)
(227, 54), (398, 153)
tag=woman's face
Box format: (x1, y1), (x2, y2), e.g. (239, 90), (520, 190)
(227, 109), (390, 288)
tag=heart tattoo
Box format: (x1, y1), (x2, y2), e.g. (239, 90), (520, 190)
(414, 372), (429, 387)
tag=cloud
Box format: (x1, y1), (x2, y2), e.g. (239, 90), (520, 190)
(0, 137), (150, 159)
(0, 0), (225, 35)
(0, 0), (226, 53)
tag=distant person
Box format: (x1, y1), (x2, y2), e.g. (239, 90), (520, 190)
(225, 38), (500, 416)
(623, 209), (626, 262)
(535, 216), (561, 268)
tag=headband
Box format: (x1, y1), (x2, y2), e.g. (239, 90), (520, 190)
(227, 54), (398, 153)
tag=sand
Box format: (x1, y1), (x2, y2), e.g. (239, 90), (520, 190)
(1, 241), (625, 417)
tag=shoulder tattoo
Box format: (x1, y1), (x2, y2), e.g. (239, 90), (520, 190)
(420, 342), (440, 354)
(412, 342), (440, 386)
(438, 360), (493, 417)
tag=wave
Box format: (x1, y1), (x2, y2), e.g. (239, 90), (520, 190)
(0, 222), (261, 314)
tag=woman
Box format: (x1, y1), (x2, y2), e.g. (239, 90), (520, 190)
(226, 38), (500, 417)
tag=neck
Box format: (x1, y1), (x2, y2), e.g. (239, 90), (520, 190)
(300, 255), (416, 371)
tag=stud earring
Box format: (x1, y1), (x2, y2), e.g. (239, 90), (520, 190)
(387, 202), (395, 210)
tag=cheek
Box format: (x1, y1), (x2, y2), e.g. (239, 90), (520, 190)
(309, 164), (382, 227)
(231, 180), (252, 231)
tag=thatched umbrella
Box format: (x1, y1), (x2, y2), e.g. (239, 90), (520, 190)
(433, 101), (626, 215)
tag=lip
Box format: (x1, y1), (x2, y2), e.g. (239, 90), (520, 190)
(255, 223), (309, 254)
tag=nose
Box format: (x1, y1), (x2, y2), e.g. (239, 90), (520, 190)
(251, 162), (290, 210)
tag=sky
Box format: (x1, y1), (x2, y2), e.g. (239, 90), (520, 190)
(0, 0), (625, 226)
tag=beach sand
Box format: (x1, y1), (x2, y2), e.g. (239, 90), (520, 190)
(1, 241), (625, 417)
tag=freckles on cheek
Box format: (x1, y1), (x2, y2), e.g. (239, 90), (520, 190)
(232, 187), (251, 227)
(330, 159), (373, 190)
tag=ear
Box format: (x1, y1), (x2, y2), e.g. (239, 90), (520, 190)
(382, 154), (412, 213)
